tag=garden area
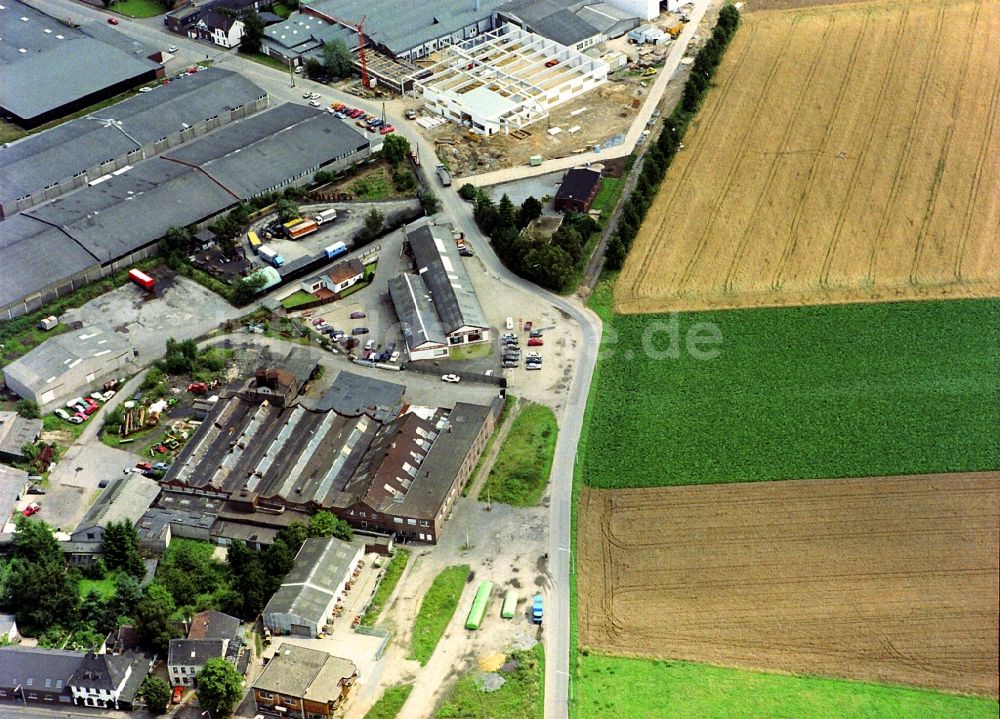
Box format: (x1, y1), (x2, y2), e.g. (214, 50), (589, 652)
(108, 0), (164, 18)
(364, 684), (413, 719)
(360, 549), (410, 627)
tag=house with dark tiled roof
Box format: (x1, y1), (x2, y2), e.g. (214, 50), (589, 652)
(0, 647), (147, 709)
(167, 609), (242, 687)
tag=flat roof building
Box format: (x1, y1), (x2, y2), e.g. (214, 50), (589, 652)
(263, 537), (366, 636)
(0, 68), (268, 219)
(3, 324), (132, 407)
(0, 1), (162, 128)
(0, 412), (42, 464)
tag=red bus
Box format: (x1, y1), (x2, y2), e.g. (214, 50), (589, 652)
(128, 268), (155, 292)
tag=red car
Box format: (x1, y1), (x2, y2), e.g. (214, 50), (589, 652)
(172, 686), (183, 704)
(135, 462), (153, 471)
(23, 503), (41, 517)
(187, 381), (207, 395)
(527, 337), (544, 346)
(380, 125), (395, 135)
(107, 16), (119, 24)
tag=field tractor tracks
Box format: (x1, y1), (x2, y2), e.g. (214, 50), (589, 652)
(819, 7), (909, 289)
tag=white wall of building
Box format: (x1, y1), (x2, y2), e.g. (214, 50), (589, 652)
(606, 0), (659, 20)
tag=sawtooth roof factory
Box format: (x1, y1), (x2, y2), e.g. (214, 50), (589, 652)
(161, 377), (503, 544)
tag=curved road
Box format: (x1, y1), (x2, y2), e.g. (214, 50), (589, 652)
(17, 4), (601, 715)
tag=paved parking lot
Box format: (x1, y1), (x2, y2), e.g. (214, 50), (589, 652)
(62, 273), (241, 359)
(251, 199), (421, 266)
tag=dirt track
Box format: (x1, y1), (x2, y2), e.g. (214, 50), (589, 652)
(578, 473), (1000, 696)
(615, 0), (1000, 314)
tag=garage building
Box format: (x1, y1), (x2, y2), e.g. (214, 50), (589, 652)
(262, 537), (366, 637)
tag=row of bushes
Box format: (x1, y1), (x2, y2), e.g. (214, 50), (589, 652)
(605, 4), (741, 270)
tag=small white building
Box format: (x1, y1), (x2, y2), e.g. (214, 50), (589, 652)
(195, 12), (245, 49)
(68, 652), (136, 709)
(328, 259), (365, 294)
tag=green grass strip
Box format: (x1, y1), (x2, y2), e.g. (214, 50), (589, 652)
(408, 565), (470, 665)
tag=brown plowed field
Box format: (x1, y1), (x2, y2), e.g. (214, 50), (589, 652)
(578, 473), (1000, 696)
(615, 0), (1000, 315)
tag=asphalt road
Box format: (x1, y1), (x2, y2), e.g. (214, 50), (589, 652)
(13, 6), (603, 716)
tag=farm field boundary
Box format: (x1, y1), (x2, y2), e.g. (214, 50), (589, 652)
(616, 0), (1000, 314)
(577, 472), (1000, 697)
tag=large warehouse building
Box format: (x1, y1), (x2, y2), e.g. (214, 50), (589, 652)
(263, 537), (366, 636)
(0, 0), (163, 128)
(0, 104), (371, 320)
(3, 324), (132, 406)
(417, 25), (608, 135)
(0, 68), (268, 219)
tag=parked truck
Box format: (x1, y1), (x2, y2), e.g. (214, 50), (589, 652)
(666, 22), (684, 37)
(313, 208), (338, 225)
(436, 165), (452, 187)
(324, 241), (348, 260)
(258, 245), (285, 268)
(288, 219), (318, 240)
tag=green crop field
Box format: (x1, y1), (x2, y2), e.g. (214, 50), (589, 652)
(581, 278), (1000, 488)
(575, 654), (999, 719)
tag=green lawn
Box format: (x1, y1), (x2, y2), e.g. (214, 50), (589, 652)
(360, 549), (410, 627)
(575, 655), (999, 719)
(436, 644), (544, 719)
(271, 1), (293, 18)
(449, 343), (494, 361)
(352, 173), (392, 201)
(464, 396), (516, 497)
(110, 0), (164, 18)
(281, 290), (317, 310)
(590, 177), (625, 225)
(581, 280), (1000, 488)
(0, 119), (26, 144)
(364, 684), (413, 719)
(408, 565), (470, 665)
(479, 403), (558, 506)
(79, 575), (117, 599)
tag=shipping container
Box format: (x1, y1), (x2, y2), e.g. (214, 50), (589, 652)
(288, 219), (318, 240)
(128, 268), (155, 291)
(324, 241), (348, 260)
(247, 230), (262, 254)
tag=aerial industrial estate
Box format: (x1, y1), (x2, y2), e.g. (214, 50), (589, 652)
(0, 0), (997, 718)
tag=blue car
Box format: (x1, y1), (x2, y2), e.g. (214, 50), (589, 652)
(532, 594), (543, 625)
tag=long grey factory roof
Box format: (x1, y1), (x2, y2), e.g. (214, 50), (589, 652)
(532, 8), (601, 45)
(264, 537), (364, 623)
(306, 0), (511, 55)
(0, 69), (266, 210)
(577, 2), (637, 32)
(394, 402), (496, 519)
(388, 274), (448, 352)
(163, 103), (369, 200)
(0, 38), (159, 123)
(12, 104), (365, 283)
(0, 216), (97, 314)
(406, 222), (489, 333)
(0, 0), (86, 62)
(2, 323), (131, 390)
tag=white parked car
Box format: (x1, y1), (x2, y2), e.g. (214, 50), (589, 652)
(506, 316), (514, 330)
(54, 408), (71, 421)
(309, 100), (321, 108)
(167, 45), (178, 53)
(441, 374), (461, 383)
(390, 351), (400, 363)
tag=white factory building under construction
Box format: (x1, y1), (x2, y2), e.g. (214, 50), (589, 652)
(416, 25), (608, 135)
